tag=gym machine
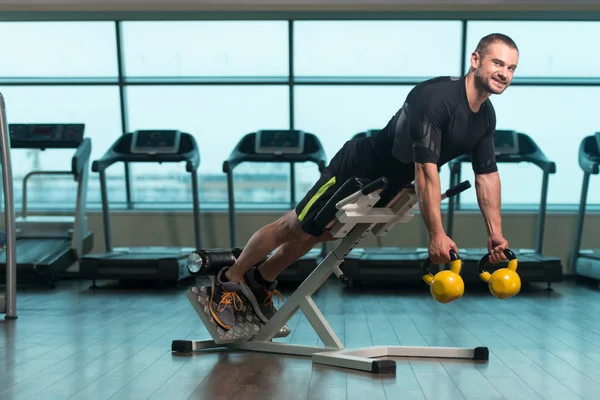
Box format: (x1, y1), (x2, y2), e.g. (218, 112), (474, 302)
(570, 132), (600, 280)
(0, 92), (17, 319)
(223, 129), (328, 282)
(446, 130), (563, 286)
(342, 129), (429, 285)
(173, 176), (492, 374)
(79, 130), (201, 285)
(0, 123), (93, 286)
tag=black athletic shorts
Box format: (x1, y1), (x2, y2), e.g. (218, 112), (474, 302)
(295, 137), (413, 237)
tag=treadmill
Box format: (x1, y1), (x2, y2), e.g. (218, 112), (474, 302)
(0, 123), (94, 287)
(446, 129), (563, 287)
(570, 132), (600, 280)
(342, 129), (430, 286)
(79, 130), (201, 285)
(223, 129), (327, 282)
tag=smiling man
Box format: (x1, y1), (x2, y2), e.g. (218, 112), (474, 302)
(384, 32), (519, 266)
(208, 33), (519, 332)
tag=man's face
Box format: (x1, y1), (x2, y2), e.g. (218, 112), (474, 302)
(471, 42), (519, 95)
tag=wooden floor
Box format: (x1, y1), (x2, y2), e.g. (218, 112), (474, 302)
(2, 277), (600, 400)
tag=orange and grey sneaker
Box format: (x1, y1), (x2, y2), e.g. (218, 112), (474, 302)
(209, 267), (243, 330)
(240, 267), (284, 324)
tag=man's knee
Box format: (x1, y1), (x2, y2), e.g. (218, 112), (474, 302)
(274, 210), (314, 243)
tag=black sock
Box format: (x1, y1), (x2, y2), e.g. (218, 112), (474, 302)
(254, 268), (273, 287)
(220, 269), (230, 283)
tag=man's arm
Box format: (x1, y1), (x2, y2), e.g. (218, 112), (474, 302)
(408, 96), (457, 262)
(475, 171), (502, 237)
(414, 162), (444, 237)
(470, 115), (508, 262)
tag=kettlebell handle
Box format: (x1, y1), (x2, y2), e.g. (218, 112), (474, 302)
(422, 250), (460, 277)
(477, 248), (517, 275)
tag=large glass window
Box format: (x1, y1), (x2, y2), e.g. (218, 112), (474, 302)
(454, 87), (600, 205)
(294, 21), (463, 78)
(0, 22), (118, 78)
(120, 21), (289, 78)
(294, 85), (452, 194)
(125, 85), (290, 205)
(0, 86), (124, 208)
(1, 19), (598, 212)
(465, 21), (600, 78)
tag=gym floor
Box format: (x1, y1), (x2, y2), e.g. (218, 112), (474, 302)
(1, 278), (599, 400)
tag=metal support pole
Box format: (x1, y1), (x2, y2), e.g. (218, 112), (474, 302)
(99, 170), (113, 252)
(227, 170), (236, 248)
(0, 92), (17, 319)
(290, 162), (296, 209)
(536, 171), (550, 254)
(191, 170), (202, 250)
(570, 172), (589, 272)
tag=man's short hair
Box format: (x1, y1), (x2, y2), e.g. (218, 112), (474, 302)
(475, 33), (518, 56)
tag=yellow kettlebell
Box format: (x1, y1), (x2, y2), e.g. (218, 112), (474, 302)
(422, 250), (464, 304)
(478, 249), (521, 299)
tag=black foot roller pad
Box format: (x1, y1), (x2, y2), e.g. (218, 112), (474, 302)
(372, 359), (396, 374)
(185, 286), (290, 344)
(473, 346), (489, 360)
(172, 340), (193, 353)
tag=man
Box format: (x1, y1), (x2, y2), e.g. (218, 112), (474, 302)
(210, 33), (519, 331)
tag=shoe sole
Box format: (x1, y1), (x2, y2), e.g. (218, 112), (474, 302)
(240, 278), (270, 324)
(209, 280), (232, 331)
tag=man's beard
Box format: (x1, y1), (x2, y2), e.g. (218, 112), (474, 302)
(475, 73), (505, 95)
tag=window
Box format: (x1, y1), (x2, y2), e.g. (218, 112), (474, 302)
(465, 21), (600, 78)
(0, 86), (124, 208)
(120, 21), (289, 78)
(293, 85), (452, 194)
(125, 85), (289, 205)
(0, 22), (117, 78)
(454, 87), (600, 206)
(294, 21), (463, 78)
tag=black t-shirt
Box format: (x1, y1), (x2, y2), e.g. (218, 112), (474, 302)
(369, 75), (498, 176)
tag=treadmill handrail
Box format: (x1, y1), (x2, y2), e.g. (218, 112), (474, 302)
(578, 135), (600, 175)
(223, 130), (327, 248)
(222, 131), (327, 173)
(92, 132), (200, 173)
(448, 132), (556, 174)
(0, 92), (17, 319)
(95, 131), (202, 252)
(21, 171), (72, 217)
(72, 138), (92, 179)
(570, 134), (600, 272)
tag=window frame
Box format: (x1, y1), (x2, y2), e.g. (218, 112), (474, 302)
(1, 17), (600, 213)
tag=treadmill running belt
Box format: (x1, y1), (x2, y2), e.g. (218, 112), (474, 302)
(0, 238), (74, 285)
(575, 251), (600, 280)
(80, 247), (196, 282)
(0, 238), (71, 265)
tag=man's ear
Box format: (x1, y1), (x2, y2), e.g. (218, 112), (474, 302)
(470, 51), (481, 70)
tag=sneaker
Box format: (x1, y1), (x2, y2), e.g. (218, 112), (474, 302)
(209, 267), (243, 331)
(240, 267), (284, 324)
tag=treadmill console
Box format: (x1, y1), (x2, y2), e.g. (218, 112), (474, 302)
(255, 130), (305, 155)
(130, 130), (182, 155)
(9, 123), (85, 149)
(494, 130), (519, 155)
(595, 132), (600, 153)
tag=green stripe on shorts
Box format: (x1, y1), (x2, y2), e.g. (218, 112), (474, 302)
(298, 176), (337, 221)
